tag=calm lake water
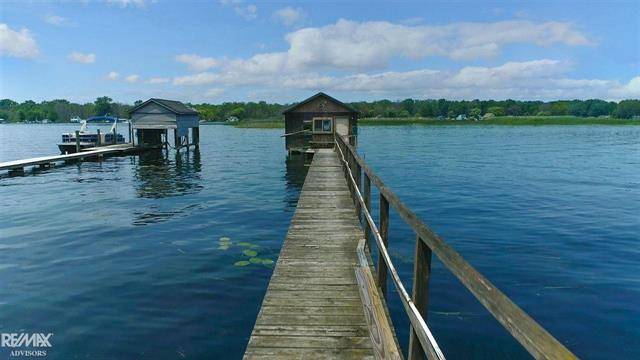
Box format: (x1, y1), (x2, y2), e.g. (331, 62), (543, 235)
(0, 124), (638, 359)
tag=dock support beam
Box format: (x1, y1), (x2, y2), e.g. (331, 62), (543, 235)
(96, 129), (101, 146)
(75, 130), (80, 153)
(174, 129), (180, 151)
(378, 194), (389, 296)
(408, 235), (433, 360)
(193, 127), (199, 147)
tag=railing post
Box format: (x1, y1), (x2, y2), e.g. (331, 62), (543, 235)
(364, 173), (371, 249)
(378, 193), (389, 295)
(408, 235), (433, 360)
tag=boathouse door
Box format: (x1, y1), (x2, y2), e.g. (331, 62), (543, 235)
(335, 116), (349, 137)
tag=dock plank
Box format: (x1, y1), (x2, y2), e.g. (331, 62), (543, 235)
(244, 149), (374, 359)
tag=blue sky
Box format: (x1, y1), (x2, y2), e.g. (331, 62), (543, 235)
(1, 0), (639, 104)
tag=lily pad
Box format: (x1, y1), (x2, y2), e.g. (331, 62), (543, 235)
(234, 260), (250, 267)
(237, 242), (253, 247)
(249, 257), (263, 264)
(219, 237), (231, 242)
(261, 259), (274, 265)
(243, 249), (258, 257)
(217, 244), (230, 250)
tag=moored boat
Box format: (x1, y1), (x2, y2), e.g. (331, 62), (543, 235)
(58, 116), (126, 154)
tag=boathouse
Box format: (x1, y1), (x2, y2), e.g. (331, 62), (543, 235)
(129, 98), (200, 149)
(283, 92), (358, 153)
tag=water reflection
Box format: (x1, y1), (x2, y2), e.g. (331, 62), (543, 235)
(283, 153), (308, 207)
(133, 149), (203, 199)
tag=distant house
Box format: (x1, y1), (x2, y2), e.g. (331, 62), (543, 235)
(456, 114), (467, 121)
(283, 92), (359, 153)
(129, 98), (200, 149)
(226, 116), (239, 123)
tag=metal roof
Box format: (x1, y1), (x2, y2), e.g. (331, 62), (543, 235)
(129, 98), (198, 115)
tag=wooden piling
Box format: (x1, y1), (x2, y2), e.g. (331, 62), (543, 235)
(75, 130), (80, 153)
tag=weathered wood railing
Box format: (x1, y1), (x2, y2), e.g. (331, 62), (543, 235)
(334, 134), (578, 360)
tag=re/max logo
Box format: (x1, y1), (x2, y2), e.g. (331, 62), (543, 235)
(1, 333), (53, 348)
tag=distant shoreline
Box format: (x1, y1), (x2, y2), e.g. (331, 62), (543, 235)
(229, 116), (640, 128)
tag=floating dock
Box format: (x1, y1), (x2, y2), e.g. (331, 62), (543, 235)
(0, 144), (137, 173)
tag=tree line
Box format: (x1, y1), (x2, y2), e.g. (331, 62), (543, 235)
(1, 96), (639, 123)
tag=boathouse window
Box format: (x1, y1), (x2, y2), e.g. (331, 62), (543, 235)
(313, 118), (333, 133)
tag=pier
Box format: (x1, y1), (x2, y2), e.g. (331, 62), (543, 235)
(244, 134), (578, 359)
(0, 144), (137, 173)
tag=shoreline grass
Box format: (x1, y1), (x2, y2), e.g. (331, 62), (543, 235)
(232, 116), (639, 128)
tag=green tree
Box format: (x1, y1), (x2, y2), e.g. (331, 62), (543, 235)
(486, 106), (505, 116)
(94, 96), (113, 116)
(613, 100), (640, 119)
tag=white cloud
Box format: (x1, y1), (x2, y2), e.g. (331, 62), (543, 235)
(106, 0), (146, 7)
(44, 14), (71, 27)
(0, 23), (39, 58)
(174, 19), (592, 78)
(68, 51), (96, 64)
(173, 72), (217, 85)
(609, 76), (640, 99)
(125, 74), (140, 83)
(205, 88), (225, 98)
(219, 0), (257, 20)
(146, 77), (169, 84)
(105, 71), (119, 80)
(172, 57), (638, 101)
(278, 19), (592, 69)
(176, 54), (220, 71)
(272, 7), (306, 27)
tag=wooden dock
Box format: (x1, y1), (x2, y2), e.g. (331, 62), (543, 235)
(244, 149), (377, 359)
(0, 144), (137, 172)
(245, 137), (578, 360)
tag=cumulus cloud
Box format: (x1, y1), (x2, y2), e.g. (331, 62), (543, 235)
(219, 0), (257, 20)
(176, 54), (221, 71)
(277, 19), (592, 69)
(105, 71), (119, 80)
(171, 19), (592, 78)
(173, 57), (638, 101)
(0, 23), (39, 58)
(125, 74), (140, 83)
(272, 7), (306, 27)
(68, 51), (96, 64)
(146, 77), (169, 84)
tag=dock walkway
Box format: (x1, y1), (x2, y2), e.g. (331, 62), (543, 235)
(244, 149), (374, 359)
(0, 144), (135, 172)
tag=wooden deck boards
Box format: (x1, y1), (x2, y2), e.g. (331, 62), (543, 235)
(244, 149), (374, 359)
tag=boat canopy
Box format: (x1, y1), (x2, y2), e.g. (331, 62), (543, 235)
(86, 115), (127, 123)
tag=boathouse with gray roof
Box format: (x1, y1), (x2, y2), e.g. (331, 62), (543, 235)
(129, 98), (200, 149)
